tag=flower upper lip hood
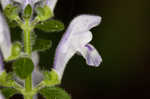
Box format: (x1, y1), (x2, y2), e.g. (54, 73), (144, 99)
(0, 11), (12, 60)
(53, 14), (102, 80)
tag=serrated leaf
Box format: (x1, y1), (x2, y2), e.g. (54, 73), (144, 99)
(1, 88), (19, 99)
(4, 4), (19, 21)
(43, 69), (60, 86)
(13, 57), (34, 79)
(36, 20), (64, 32)
(36, 5), (53, 21)
(40, 87), (71, 99)
(32, 39), (52, 52)
(23, 4), (32, 19)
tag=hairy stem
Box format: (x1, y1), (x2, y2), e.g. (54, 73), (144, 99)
(23, 20), (33, 99)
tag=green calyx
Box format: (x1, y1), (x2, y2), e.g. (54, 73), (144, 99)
(23, 4), (32, 19)
(0, 71), (14, 87)
(5, 42), (22, 61)
(4, 4), (20, 21)
(36, 5), (53, 21)
(42, 69), (61, 86)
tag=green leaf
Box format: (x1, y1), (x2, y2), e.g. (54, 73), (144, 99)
(7, 20), (18, 28)
(32, 39), (52, 52)
(40, 87), (71, 99)
(0, 72), (15, 87)
(43, 69), (60, 86)
(13, 57), (34, 79)
(36, 5), (53, 21)
(6, 42), (22, 61)
(36, 20), (64, 32)
(4, 4), (19, 21)
(31, 32), (37, 46)
(1, 88), (19, 99)
(11, 42), (22, 56)
(23, 4), (32, 19)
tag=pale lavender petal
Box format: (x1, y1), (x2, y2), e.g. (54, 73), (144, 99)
(79, 44), (102, 67)
(46, 0), (58, 12)
(0, 52), (4, 75)
(12, 0), (22, 4)
(53, 15), (101, 80)
(53, 47), (76, 80)
(68, 14), (102, 33)
(31, 51), (39, 68)
(59, 15), (101, 53)
(31, 51), (43, 86)
(0, 92), (4, 99)
(0, 0), (12, 9)
(32, 69), (43, 86)
(33, 94), (38, 99)
(0, 11), (12, 59)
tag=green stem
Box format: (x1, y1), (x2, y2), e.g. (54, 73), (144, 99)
(24, 26), (32, 55)
(24, 95), (33, 99)
(25, 76), (32, 92)
(23, 20), (33, 99)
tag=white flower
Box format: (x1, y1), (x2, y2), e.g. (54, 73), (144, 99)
(53, 14), (102, 80)
(0, 11), (12, 60)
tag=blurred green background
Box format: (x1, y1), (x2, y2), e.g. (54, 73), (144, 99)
(5, 0), (150, 99)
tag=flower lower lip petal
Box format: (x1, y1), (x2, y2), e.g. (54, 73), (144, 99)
(83, 44), (102, 67)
